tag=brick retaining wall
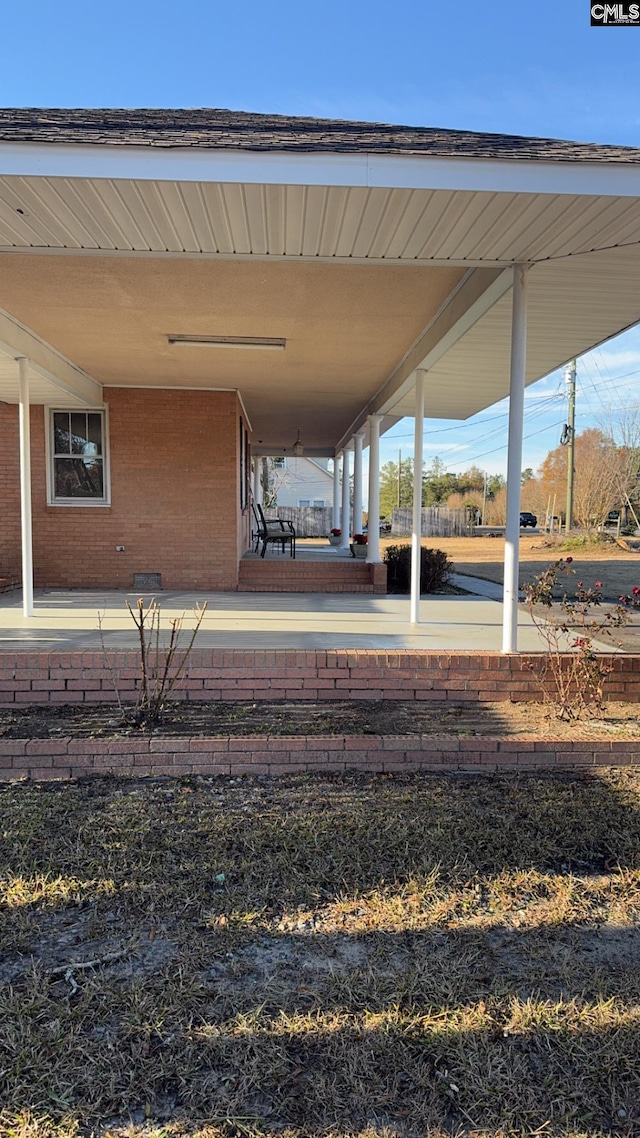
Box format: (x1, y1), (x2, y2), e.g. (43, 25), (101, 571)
(0, 648), (639, 706)
(1, 733), (638, 781)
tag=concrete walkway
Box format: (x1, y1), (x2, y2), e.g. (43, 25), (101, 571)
(0, 580), (552, 652)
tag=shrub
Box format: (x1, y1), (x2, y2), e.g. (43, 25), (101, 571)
(384, 544), (452, 594)
(522, 559), (640, 720)
(99, 597), (207, 727)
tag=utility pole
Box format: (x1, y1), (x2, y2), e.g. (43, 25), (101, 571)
(563, 360), (577, 533)
(398, 448), (402, 508)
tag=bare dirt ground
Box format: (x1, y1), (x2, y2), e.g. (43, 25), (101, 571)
(1, 698), (639, 742)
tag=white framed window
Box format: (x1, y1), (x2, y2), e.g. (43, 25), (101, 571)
(46, 408), (110, 506)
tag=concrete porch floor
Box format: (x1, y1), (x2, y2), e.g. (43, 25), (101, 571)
(0, 575), (555, 651)
(242, 540), (357, 560)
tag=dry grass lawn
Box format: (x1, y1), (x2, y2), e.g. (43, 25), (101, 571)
(1, 769), (640, 1138)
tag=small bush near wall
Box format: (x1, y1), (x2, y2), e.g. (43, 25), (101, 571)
(384, 544), (452, 593)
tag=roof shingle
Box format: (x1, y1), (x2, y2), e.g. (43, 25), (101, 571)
(0, 107), (639, 163)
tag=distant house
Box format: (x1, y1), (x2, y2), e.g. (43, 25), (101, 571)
(261, 456), (334, 509)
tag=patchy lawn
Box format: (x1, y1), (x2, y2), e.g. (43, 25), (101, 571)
(1, 769), (640, 1138)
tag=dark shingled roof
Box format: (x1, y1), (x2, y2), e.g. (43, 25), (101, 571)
(0, 107), (638, 163)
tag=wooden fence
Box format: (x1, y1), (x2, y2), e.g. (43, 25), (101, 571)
(263, 505), (334, 537)
(391, 507), (473, 537)
(262, 506), (473, 539)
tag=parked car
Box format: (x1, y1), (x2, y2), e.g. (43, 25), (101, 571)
(520, 511), (537, 528)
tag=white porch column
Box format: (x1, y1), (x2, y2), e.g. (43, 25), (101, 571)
(340, 447), (351, 550)
(410, 369), (426, 625)
(332, 455), (341, 530)
(18, 356), (34, 618)
(352, 430), (364, 535)
(502, 264), (529, 653)
(252, 457), (260, 506)
(367, 414), (382, 564)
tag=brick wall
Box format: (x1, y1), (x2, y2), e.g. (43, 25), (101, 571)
(0, 404), (21, 587)
(0, 389), (249, 591)
(1, 648), (639, 706)
(1, 733), (637, 782)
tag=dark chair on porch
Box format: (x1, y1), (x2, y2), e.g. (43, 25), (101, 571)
(253, 503), (296, 559)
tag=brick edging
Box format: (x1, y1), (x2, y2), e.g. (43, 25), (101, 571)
(1, 733), (639, 781)
(1, 648), (639, 706)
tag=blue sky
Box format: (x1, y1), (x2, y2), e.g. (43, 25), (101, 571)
(2, 0), (640, 477)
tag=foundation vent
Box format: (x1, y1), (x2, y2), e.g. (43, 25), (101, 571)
(133, 573), (162, 590)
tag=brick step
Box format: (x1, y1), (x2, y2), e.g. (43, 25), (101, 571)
(238, 559), (379, 593)
(240, 582), (376, 593)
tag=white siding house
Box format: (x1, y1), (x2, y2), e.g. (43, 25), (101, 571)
(266, 457), (334, 508)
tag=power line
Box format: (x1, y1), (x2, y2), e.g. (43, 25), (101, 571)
(439, 418), (567, 470)
(385, 391), (564, 443)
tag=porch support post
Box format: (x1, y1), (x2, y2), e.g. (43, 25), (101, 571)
(252, 457), (260, 506)
(18, 356), (34, 618)
(366, 415), (382, 564)
(352, 430), (364, 535)
(410, 369), (426, 624)
(502, 264), (529, 653)
(333, 455), (341, 530)
(340, 447), (351, 550)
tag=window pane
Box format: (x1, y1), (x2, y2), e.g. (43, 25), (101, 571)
(53, 412), (71, 455)
(87, 413), (103, 454)
(70, 413), (88, 453)
(54, 457), (103, 498)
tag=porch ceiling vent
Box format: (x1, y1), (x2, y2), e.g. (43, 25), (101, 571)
(167, 335), (286, 350)
(133, 572), (162, 590)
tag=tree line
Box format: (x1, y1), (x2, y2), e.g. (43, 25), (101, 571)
(379, 457), (504, 520)
(381, 426), (640, 530)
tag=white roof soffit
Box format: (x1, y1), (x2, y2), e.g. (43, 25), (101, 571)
(0, 156), (639, 268)
(0, 306), (102, 406)
(371, 245), (640, 426)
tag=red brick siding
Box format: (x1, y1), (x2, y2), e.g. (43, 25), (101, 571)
(0, 405), (21, 587)
(1, 389), (248, 591)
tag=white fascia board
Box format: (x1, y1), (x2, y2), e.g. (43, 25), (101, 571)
(1, 142), (640, 198)
(0, 306), (103, 406)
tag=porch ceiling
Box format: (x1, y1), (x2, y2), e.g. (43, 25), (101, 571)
(0, 130), (638, 446)
(0, 254), (465, 448)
